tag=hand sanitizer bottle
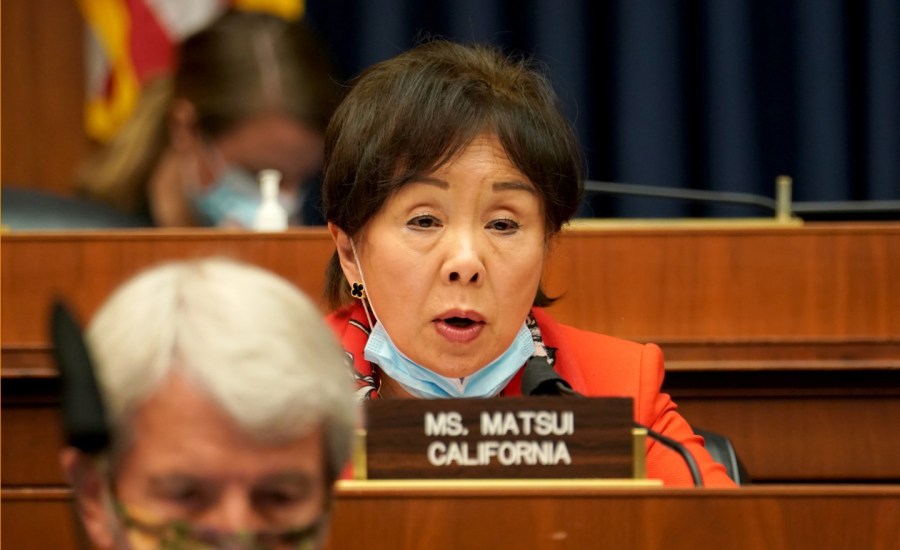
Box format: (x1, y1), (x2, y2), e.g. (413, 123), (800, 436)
(253, 169), (288, 231)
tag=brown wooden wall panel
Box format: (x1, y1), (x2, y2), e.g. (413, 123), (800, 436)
(1, 0), (88, 194)
(1, 490), (91, 550)
(7, 391), (898, 487)
(4, 486), (899, 550)
(2, 402), (66, 486)
(327, 486), (900, 550)
(1, 229), (337, 346)
(2, 224), (898, 486)
(3, 223), (899, 348)
(674, 396), (900, 481)
(543, 224), (900, 341)
(326, 486), (900, 550)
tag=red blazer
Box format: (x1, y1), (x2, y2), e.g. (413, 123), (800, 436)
(521, 308), (735, 488)
(327, 304), (736, 488)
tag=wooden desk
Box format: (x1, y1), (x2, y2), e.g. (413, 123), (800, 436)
(3, 485), (898, 549)
(3, 223), (898, 345)
(2, 224), (899, 485)
(328, 484), (900, 550)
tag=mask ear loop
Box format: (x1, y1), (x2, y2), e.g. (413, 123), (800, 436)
(349, 239), (377, 329)
(205, 142), (231, 182)
(90, 457), (134, 549)
(183, 138), (227, 198)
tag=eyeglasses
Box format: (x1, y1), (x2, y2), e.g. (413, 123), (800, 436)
(115, 502), (323, 550)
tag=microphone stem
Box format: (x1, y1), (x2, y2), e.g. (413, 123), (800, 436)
(639, 424), (704, 488)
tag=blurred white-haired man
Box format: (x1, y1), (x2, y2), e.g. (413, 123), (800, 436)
(58, 258), (355, 549)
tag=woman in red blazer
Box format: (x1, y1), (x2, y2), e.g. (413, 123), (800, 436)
(322, 40), (735, 488)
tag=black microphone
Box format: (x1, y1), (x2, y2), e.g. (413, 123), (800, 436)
(520, 355), (704, 487)
(583, 180), (778, 213)
(50, 300), (110, 454)
(521, 356), (578, 397)
(636, 424), (704, 488)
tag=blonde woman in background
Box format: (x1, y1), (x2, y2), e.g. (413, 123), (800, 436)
(77, 9), (337, 227)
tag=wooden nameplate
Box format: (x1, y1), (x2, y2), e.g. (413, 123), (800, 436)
(360, 396), (640, 480)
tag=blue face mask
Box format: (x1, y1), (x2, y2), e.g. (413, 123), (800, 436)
(193, 166), (300, 228)
(192, 166), (261, 227)
(364, 320), (535, 399)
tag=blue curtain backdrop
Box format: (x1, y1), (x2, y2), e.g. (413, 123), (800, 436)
(305, 0), (899, 217)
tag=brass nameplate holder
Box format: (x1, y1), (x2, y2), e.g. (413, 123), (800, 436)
(358, 396), (640, 481)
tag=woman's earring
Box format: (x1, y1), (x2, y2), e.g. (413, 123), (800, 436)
(350, 282), (366, 300)
(351, 281), (375, 327)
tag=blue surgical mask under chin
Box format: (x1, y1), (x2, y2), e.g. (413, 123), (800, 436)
(192, 166), (261, 227)
(364, 321), (535, 399)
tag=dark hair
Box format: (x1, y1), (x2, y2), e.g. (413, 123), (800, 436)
(322, 40), (583, 308)
(177, 10), (337, 138)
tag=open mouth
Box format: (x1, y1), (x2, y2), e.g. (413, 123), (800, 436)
(443, 316), (477, 328)
(434, 312), (486, 343)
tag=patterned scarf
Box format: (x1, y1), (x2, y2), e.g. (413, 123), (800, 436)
(337, 304), (556, 400)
